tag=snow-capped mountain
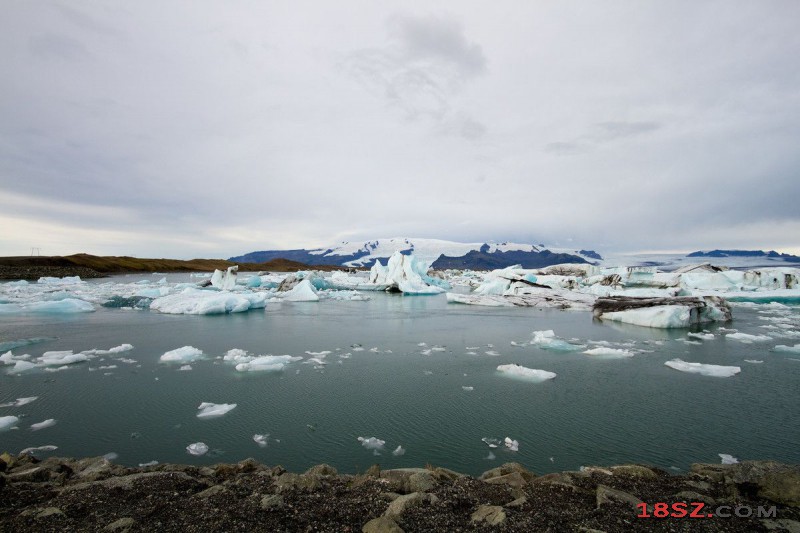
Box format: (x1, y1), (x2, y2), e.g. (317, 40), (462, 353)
(229, 238), (601, 269)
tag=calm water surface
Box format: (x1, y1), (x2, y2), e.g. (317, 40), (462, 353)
(1, 274), (798, 476)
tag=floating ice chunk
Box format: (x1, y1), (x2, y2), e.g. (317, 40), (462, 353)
(485, 350), (500, 356)
(253, 434), (269, 447)
(211, 266), (238, 290)
(531, 330), (586, 351)
(283, 279), (320, 302)
(496, 364), (557, 382)
(305, 351), (332, 357)
(773, 344), (800, 354)
(235, 355), (299, 372)
(726, 332), (772, 343)
(744, 360), (764, 364)
(196, 402), (237, 418)
(38, 351), (90, 366)
(186, 442), (209, 456)
(160, 346), (204, 363)
(20, 445), (58, 455)
(0, 396), (38, 407)
(582, 347), (634, 359)
(486, 451), (496, 460)
(687, 332), (715, 340)
(30, 419), (56, 431)
(719, 454), (739, 465)
(37, 276), (83, 285)
(462, 386), (474, 391)
(139, 460), (159, 467)
(0, 415), (20, 431)
(96, 344), (134, 355)
(504, 437), (519, 452)
(178, 365), (193, 371)
(664, 359), (741, 377)
(2, 298), (95, 314)
(103, 452), (118, 461)
(482, 438), (500, 448)
(151, 288), (266, 315)
(392, 445), (406, 456)
(357, 436), (385, 454)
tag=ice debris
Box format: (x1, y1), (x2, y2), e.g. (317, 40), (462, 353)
(773, 344), (800, 354)
(196, 402), (237, 418)
(504, 437), (519, 452)
(151, 288), (266, 315)
(30, 419), (57, 431)
(160, 346), (204, 363)
(392, 445), (406, 456)
(664, 359), (741, 377)
(583, 347), (634, 359)
(496, 364), (557, 382)
(357, 436), (386, 455)
(531, 330), (586, 351)
(0, 396), (38, 408)
(0, 415), (20, 431)
(186, 442), (209, 456)
(253, 434), (269, 447)
(719, 454), (739, 465)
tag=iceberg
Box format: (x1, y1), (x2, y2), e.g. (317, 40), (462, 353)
(531, 330), (586, 351)
(593, 296), (731, 328)
(160, 346), (204, 363)
(151, 288), (267, 315)
(282, 279), (320, 302)
(357, 436), (386, 454)
(369, 252), (447, 294)
(210, 266), (238, 290)
(719, 454), (739, 464)
(186, 442), (209, 456)
(37, 276), (83, 285)
(30, 419), (57, 431)
(496, 364), (557, 382)
(664, 359), (741, 377)
(0, 415), (20, 431)
(196, 402), (237, 418)
(38, 351), (90, 366)
(582, 347), (634, 359)
(8, 360), (36, 374)
(0, 298), (95, 314)
(253, 434), (269, 447)
(774, 344), (800, 354)
(234, 355), (299, 372)
(392, 445), (406, 456)
(725, 332), (772, 343)
(0, 396), (38, 407)
(504, 437), (520, 452)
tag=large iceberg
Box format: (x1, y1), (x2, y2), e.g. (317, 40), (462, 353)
(150, 288), (267, 314)
(664, 358), (741, 377)
(369, 252), (448, 294)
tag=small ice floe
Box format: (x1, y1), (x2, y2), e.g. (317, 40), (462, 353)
(283, 279), (320, 302)
(462, 386), (474, 391)
(98, 365), (117, 370)
(687, 332), (714, 340)
(369, 347), (380, 353)
(103, 452), (119, 461)
(196, 402), (237, 418)
(0, 396), (38, 408)
(139, 460), (159, 467)
(338, 353), (351, 359)
(253, 434), (269, 447)
(431, 346), (446, 352)
(160, 346), (204, 363)
(531, 330), (586, 352)
(582, 347), (634, 359)
(38, 350), (90, 366)
(485, 451), (496, 460)
(677, 339), (702, 346)
(178, 365), (193, 371)
(664, 359), (741, 378)
(0, 415), (20, 431)
(485, 351), (500, 356)
(352, 345), (365, 352)
(420, 349), (432, 356)
(236, 355), (300, 372)
(725, 332), (772, 343)
(773, 344), (800, 354)
(186, 442), (209, 456)
(357, 436), (385, 455)
(305, 350), (332, 357)
(719, 453), (739, 465)
(504, 437), (519, 452)
(392, 445), (405, 456)
(497, 364), (556, 382)
(423, 370), (433, 375)
(20, 445), (58, 455)
(85, 344), (134, 355)
(118, 358), (137, 364)
(744, 360), (764, 364)
(510, 341), (527, 347)
(482, 438), (500, 448)
(466, 346), (480, 350)
(30, 419), (56, 431)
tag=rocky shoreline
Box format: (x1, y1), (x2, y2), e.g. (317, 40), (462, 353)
(1, 454), (798, 532)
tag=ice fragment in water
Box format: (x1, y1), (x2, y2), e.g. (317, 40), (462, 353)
(30, 419), (56, 431)
(196, 402), (237, 418)
(187, 442), (209, 456)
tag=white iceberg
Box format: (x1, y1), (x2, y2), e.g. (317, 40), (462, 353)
(210, 266), (238, 290)
(726, 332), (772, 343)
(196, 402), (237, 418)
(186, 442), (209, 456)
(392, 445), (406, 456)
(282, 279), (320, 302)
(719, 453), (739, 464)
(0, 298), (95, 314)
(582, 347), (634, 359)
(30, 419), (57, 431)
(504, 437), (519, 452)
(357, 436), (386, 454)
(20, 445), (58, 455)
(37, 351), (90, 366)
(160, 346), (204, 363)
(482, 438), (500, 448)
(369, 252), (447, 294)
(773, 344), (800, 354)
(664, 359), (741, 377)
(178, 365), (193, 371)
(151, 288), (266, 315)
(0, 415), (20, 431)
(235, 355), (300, 372)
(496, 364), (557, 382)
(531, 330), (586, 351)
(253, 434), (269, 447)
(8, 360), (36, 373)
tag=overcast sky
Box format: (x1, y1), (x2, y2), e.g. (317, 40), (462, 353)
(2, 1), (799, 259)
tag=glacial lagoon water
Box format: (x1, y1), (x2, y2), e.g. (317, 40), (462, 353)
(1, 274), (799, 476)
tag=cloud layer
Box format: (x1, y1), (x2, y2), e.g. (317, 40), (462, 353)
(1, 2), (799, 258)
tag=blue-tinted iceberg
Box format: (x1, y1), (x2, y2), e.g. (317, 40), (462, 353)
(196, 402), (237, 418)
(369, 252), (447, 294)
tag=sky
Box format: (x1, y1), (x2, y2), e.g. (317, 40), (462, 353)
(1, 1), (799, 259)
